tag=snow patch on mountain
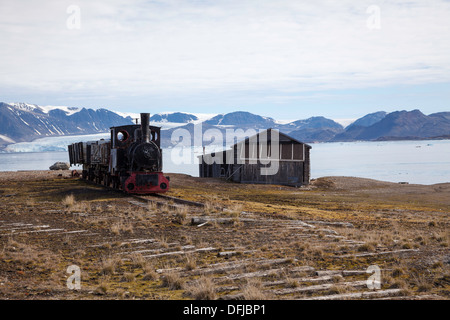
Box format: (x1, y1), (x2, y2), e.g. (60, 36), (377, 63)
(114, 111), (141, 121)
(39, 105), (80, 115)
(114, 111), (218, 129)
(274, 119), (296, 125)
(0, 134), (16, 144)
(9, 102), (80, 115)
(333, 118), (356, 128)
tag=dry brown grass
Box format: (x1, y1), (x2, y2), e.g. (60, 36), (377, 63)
(174, 205), (188, 224)
(382, 274), (409, 290)
(2, 238), (60, 267)
(157, 235), (170, 249)
(357, 243), (375, 252)
(66, 200), (92, 215)
(325, 284), (350, 295)
(311, 178), (335, 189)
(121, 272), (136, 283)
(129, 253), (147, 269)
(100, 256), (122, 276)
(61, 194), (75, 208)
(184, 254), (197, 271)
(285, 277), (301, 288)
(95, 277), (110, 295)
(185, 276), (217, 300)
(110, 220), (134, 235)
(160, 203), (170, 214)
(142, 267), (159, 281)
(161, 272), (185, 290)
(226, 203), (243, 218)
(241, 280), (270, 300)
(147, 201), (157, 212)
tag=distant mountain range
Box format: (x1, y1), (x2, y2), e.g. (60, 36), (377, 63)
(332, 110), (450, 142)
(1, 102), (449, 150)
(0, 102), (134, 149)
(160, 109), (450, 147)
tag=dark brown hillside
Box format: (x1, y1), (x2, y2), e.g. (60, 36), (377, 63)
(355, 110), (450, 140)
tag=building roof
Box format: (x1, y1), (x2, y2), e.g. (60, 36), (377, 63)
(231, 128), (312, 148)
(198, 128), (311, 159)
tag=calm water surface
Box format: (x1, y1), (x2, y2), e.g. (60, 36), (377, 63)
(0, 140), (449, 185)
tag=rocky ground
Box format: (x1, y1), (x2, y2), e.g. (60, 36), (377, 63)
(0, 170), (448, 300)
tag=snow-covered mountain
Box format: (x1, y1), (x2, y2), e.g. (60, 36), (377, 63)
(0, 102), (133, 148)
(2, 102), (448, 152)
(0, 105), (343, 150)
(161, 111), (345, 148)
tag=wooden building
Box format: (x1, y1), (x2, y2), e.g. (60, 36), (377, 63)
(198, 129), (311, 187)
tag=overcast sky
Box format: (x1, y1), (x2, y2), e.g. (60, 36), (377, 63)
(1, 0), (449, 120)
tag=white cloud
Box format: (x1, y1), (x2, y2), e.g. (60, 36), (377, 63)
(1, 0), (450, 98)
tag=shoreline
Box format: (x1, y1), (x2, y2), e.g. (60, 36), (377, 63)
(2, 136), (450, 153)
(0, 170), (448, 187)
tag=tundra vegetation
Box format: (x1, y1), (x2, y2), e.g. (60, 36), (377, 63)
(0, 171), (448, 300)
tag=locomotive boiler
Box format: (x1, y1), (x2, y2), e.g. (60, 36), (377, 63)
(68, 113), (169, 194)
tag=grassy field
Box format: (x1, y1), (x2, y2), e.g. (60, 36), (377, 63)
(0, 171), (448, 300)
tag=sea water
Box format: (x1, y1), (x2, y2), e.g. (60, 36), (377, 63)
(310, 140), (450, 185)
(0, 139), (449, 185)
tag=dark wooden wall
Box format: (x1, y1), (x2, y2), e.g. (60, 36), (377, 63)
(198, 133), (311, 187)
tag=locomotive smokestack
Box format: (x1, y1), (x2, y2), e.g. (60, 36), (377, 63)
(141, 113), (150, 143)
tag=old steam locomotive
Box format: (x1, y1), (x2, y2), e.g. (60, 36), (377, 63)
(68, 113), (170, 194)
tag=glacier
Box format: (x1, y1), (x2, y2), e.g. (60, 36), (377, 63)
(3, 133), (110, 153)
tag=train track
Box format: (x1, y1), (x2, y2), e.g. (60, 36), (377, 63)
(131, 193), (205, 211)
(141, 193), (205, 208)
(79, 177), (205, 209)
